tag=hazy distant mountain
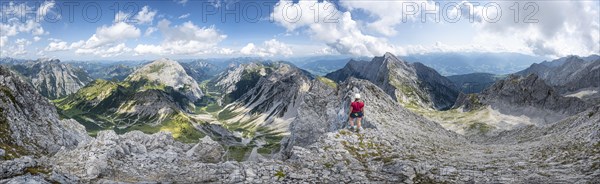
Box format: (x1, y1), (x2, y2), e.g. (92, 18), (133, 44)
(0, 57), (27, 65)
(296, 56), (371, 76)
(402, 52), (548, 76)
(447, 73), (506, 94)
(516, 55), (600, 93)
(326, 52), (459, 110)
(68, 61), (142, 81)
(180, 60), (222, 82)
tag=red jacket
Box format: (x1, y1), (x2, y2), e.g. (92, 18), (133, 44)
(351, 101), (364, 113)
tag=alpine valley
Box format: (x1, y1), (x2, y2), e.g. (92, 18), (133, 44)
(0, 53), (598, 183)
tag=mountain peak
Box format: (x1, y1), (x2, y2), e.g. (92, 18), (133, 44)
(326, 52), (459, 110)
(127, 58), (203, 101)
(383, 52), (396, 59)
(36, 58), (61, 64)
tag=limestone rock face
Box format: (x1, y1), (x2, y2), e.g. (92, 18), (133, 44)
(517, 55), (600, 96)
(10, 58), (93, 99)
(212, 62), (270, 96)
(127, 58), (204, 101)
(186, 136), (224, 163)
(0, 66), (90, 156)
(0, 156), (36, 178)
(454, 74), (590, 125)
(326, 52), (459, 110)
(281, 77), (463, 158)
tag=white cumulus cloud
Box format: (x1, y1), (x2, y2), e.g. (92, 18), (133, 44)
(80, 22), (141, 49)
(271, 0), (396, 56)
(134, 19), (227, 55)
(178, 13), (190, 19)
(240, 39), (293, 57)
(114, 6), (157, 25)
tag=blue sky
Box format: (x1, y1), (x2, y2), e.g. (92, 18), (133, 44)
(1, 0), (599, 60)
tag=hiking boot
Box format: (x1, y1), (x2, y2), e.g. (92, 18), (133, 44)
(347, 125), (354, 131)
(356, 127), (364, 133)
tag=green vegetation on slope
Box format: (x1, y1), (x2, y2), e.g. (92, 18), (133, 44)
(317, 76), (337, 88)
(114, 112), (205, 143)
(53, 78), (206, 143)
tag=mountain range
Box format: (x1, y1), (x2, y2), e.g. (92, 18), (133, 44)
(5, 58), (93, 99)
(0, 53), (598, 183)
(326, 52), (459, 110)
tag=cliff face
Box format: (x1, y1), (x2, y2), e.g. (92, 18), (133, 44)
(453, 74), (590, 125)
(0, 66), (89, 158)
(10, 58), (93, 99)
(326, 52), (459, 110)
(517, 55), (600, 94)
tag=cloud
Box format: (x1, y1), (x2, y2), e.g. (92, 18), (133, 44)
(0, 1), (54, 38)
(178, 13), (190, 19)
(145, 27), (157, 36)
(134, 19), (227, 55)
(339, 0), (436, 36)
(208, 0), (239, 8)
(0, 36), (7, 48)
(174, 0), (188, 5)
(468, 0), (600, 57)
(2, 38), (32, 56)
(45, 41), (70, 51)
(48, 22), (141, 57)
(75, 43), (132, 57)
(81, 22), (141, 49)
(134, 6), (157, 24)
(240, 39), (293, 57)
(114, 6), (157, 25)
(271, 0), (395, 56)
(33, 36), (41, 42)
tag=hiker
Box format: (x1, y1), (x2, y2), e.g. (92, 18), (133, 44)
(348, 93), (365, 133)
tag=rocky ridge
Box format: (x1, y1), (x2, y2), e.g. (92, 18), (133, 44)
(326, 52), (459, 110)
(9, 58), (93, 99)
(517, 55), (600, 94)
(1, 56), (599, 183)
(0, 66), (89, 157)
(454, 74), (590, 125)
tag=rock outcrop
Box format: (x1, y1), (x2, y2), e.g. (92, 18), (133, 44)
(326, 52), (459, 110)
(127, 58), (203, 101)
(453, 74), (590, 125)
(223, 62), (313, 133)
(517, 55), (600, 94)
(0, 66), (89, 157)
(9, 58), (93, 99)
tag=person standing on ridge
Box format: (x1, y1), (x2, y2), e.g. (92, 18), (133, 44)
(348, 93), (365, 133)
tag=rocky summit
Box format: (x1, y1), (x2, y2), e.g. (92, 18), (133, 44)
(0, 54), (599, 183)
(326, 52), (459, 110)
(127, 58), (204, 101)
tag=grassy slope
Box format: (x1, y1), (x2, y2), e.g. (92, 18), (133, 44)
(53, 78), (206, 143)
